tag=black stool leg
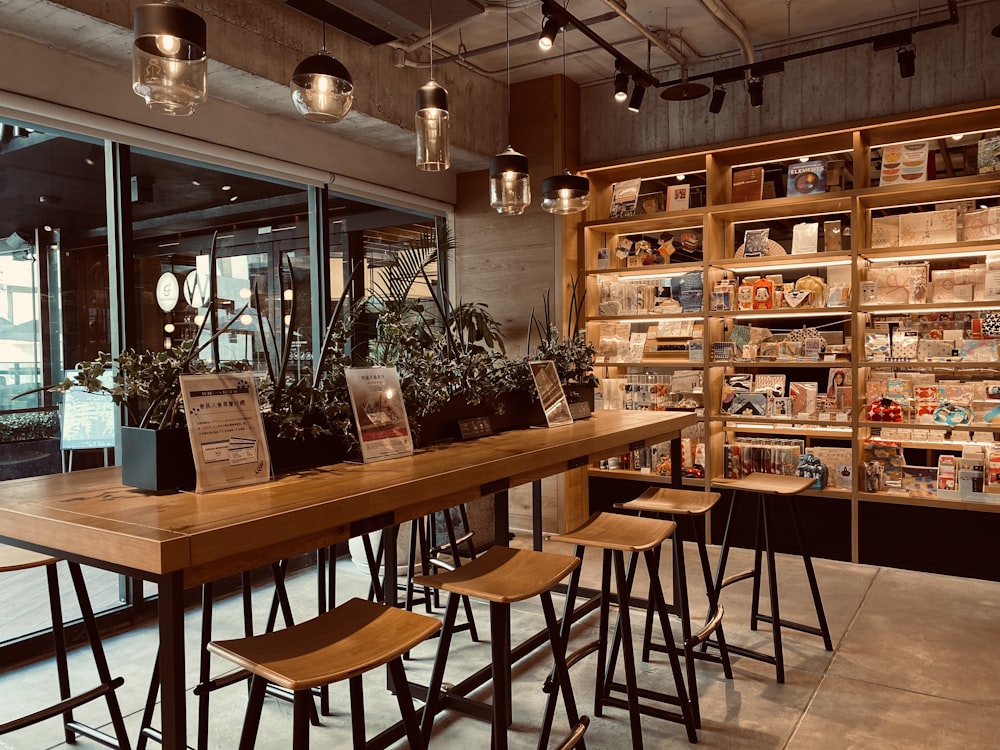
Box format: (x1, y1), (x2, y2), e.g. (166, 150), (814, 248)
(136, 652), (160, 750)
(443, 510), (480, 641)
(594, 549), (612, 718)
(643, 551), (698, 743)
(749, 495), (765, 632)
(387, 657), (426, 750)
(761, 497), (785, 683)
(349, 675), (365, 749)
(316, 547), (333, 716)
(363, 534), (384, 602)
(689, 515), (733, 681)
(539, 590), (586, 750)
(45, 564), (75, 744)
(789, 500), (833, 651)
(611, 549), (643, 750)
(238, 675), (267, 750)
(293, 690), (312, 750)
(537, 555), (584, 750)
(196, 582), (215, 750)
(490, 600), (513, 750)
(420, 592), (461, 745)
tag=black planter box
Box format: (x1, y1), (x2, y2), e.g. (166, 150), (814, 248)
(266, 422), (348, 474)
(121, 426), (196, 492)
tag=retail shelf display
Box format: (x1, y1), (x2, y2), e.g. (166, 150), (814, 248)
(578, 105), (1000, 536)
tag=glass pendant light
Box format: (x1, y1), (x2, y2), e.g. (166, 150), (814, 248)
(290, 24), (354, 124)
(132, 1), (207, 116)
(416, 1), (450, 170)
(541, 26), (590, 215)
(489, 0), (530, 215)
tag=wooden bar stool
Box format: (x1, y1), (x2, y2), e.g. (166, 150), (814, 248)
(207, 597), (440, 750)
(413, 545), (587, 750)
(547, 513), (698, 748)
(0, 545), (131, 748)
(619, 487), (734, 727)
(712, 474), (834, 683)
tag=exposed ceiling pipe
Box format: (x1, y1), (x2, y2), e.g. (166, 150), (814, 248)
(593, 0), (689, 66)
(697, 0), (755, 65)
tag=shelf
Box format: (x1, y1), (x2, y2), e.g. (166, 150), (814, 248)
(597, 358), (703, 368)
(588, 467), (706, 488)
(582, 207), (707, 233)
(858, 490), (1000, 513)
(709, 359), (851, 369)
(710, 252), (852, 273)
(709, 194), (852, 222)
(859, 240), (1000, 261)
(862, 360), (1000, 370)
(859, 301), (998, 315)
(589, 313), (703, 323)
(854, 172), (1000, 208)
(585, 261), (703, 279)
(713, 416), (853, 431)
(711, 307), (853, 320)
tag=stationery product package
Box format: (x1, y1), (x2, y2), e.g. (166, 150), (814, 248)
(823, 220), (843, 252)
(789, 382), (818, 417)
(791, 222), (819, 253)
(870, 216), (899, 248)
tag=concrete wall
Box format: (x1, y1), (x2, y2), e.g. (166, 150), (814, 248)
(580, 2), (1000, 165)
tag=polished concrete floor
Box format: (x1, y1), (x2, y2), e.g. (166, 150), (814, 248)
(2, 535), (999, 749)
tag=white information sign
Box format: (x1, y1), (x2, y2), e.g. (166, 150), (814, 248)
(345, 367), (413, 463)
(180, 373), (270, 493)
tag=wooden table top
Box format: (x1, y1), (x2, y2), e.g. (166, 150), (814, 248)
(0, 410), (695, 588)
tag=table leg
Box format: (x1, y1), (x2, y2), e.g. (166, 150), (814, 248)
(158, 571), (186, 749)
(494, 489), (510, 547)
(670, 435), (682, 488)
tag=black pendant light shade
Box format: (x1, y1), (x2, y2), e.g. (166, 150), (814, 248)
(489, 146), (531, 215)
(541, 172), (590, 215)
(416, 80), (450, 171)
(132, 1), (207, 116)
(291, 50), (354, 123)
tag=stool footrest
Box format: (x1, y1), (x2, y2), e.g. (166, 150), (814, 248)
(139, 726), (196, 750)
(712, 641), (777, 666)
(65, 719), (139, 750)
(554, 716), (590, 750)
(721, 569), (755, 589)
(564, 640), (600, 671)
(754, 613), (826, 639)
(0, 677), (124, 736)
(603, 688), (689, 727)
(688, 605), (725, 648)
(194, 668), (250, 695)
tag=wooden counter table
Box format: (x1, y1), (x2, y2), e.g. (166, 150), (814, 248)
(0, 409), (696, 749)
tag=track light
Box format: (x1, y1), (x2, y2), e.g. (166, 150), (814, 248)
(708, 84), (726, 114)
(627, 81), (645, 112)
(897, 44), (916, 78)
(747, 76), (764, 108)
(614, 64), (629, 102)
(539, 15), (560, 50)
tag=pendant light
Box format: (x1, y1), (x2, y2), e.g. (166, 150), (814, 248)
(290, 23), (354, 124)
(416, 0), (450, 170)
(132, 1), (207, 116)
(541, 26), (590, 215)
(489, 1), (530, 215)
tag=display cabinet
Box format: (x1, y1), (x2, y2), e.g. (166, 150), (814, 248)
(578, 102), (1000, 576)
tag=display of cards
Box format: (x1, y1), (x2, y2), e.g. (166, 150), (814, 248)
(789, 382), (818, 417)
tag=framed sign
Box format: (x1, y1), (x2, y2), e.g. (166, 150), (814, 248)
(346, 367), (414, 463)
(180, 373), (270, 493)
(60, 369), (115, 450)
(529, 360), (573, 427)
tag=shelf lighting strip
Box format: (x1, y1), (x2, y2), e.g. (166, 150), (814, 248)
(729, 309), (852, 319)
(720, 258), (852, 274)
(865, 249), (999, 263)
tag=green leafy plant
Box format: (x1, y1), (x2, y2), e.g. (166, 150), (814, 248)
(529, 277), (598, 388)
(0, 409), (59, 444)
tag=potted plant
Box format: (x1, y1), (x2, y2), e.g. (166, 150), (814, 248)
(0, 408), (61, 480)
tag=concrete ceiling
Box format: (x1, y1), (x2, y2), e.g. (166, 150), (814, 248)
(0, 0), (979, 173)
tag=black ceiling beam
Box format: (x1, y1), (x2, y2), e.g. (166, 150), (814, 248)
(543, 0), (658, 89)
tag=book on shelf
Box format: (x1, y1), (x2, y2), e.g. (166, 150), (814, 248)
(667, 184), (690, 211)
(786, 160), (827, 197)
(609, 178), (642, 218)
(978, 135), (1000, 174)
(731, 167), (764, 202)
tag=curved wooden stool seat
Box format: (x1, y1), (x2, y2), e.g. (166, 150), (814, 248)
(550, 511), (676, 553)
(548, 512), (698, 747)
(620, 488), (733, 728)
(713, 473), (833, 683)
(413, 546), (587, 750)
(0, 544), (131, 749)
(208, 597), (440, 750)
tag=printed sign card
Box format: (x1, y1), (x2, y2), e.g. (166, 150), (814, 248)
(180, 373), (270, 493)
(346, 367), (413, 463)
(529, 360), (573, 427)
(60, 369), (115, 451)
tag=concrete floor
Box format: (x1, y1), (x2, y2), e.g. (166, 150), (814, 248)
(1, 536), (999, 749)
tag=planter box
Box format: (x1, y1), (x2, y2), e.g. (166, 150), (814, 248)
(0, 438), (61, 481)
(121, 426), (196, 492)
(266, 422), (348, 474)
(413, 396), (492, 447)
